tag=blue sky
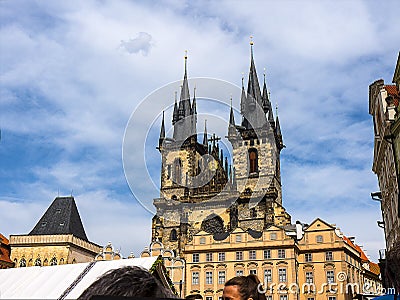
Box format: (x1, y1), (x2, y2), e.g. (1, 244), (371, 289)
(1, 0), (399, 261)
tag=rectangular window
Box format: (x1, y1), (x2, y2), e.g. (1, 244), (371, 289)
(236, 234), (242, 242)
(218, 252), (225, 261)
(206, 253), (213, 262)
(206, 271), (213, 285)
(307, 298), (314, 300)
(264, 269), (272, 284)
(316, 235), (323, 243)
(327, 270), (335, 284)
(266, 297), (272, 300)
(206, 297), (213, 300)
(278, 249), (286, 259)
(218, 271), (226, 284)
(249, 250), (256, 260)
(192, 272), (199, 285)
(328, 297), (336, 300)
(193, 253), (199, 263)
(305, 253), (312, 262)
(236, 251), (243, 260)
(200, 237), (206, 244)
(250, 269), (257, 275)
(236, 270), (243, 276)
(270, 233), (277, 240)
(278, 268), (287, 282)
(264, 249), (271, 259)
(306, 272), (314, 283)
(326, 251), (333, 261)
(279, 295), (287, 300)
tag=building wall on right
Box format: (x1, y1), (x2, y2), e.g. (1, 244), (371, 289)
(368, 51), (400, 292)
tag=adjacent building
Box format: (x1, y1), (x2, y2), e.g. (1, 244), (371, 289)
(0, 233), (14, 268)
(369, 52), (400, 293)
(150, 43), (382, 299)
(9, 196), (101, 267)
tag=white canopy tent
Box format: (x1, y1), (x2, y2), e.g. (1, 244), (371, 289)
(0, 257), (174, 299)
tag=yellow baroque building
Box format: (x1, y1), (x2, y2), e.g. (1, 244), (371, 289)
(148, 42), (382, 299)
(10, 196), (101, 267)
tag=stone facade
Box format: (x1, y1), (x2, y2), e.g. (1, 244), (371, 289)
(0, 234), (14, 269)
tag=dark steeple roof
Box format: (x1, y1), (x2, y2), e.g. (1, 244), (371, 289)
(29, 196), (88, 241)
(240, 41), (267, 129)
(159, 111), (165, 148)
(172, 53), (197, 141)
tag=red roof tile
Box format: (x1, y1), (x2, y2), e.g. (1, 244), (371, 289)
(384, 85), (399, 97)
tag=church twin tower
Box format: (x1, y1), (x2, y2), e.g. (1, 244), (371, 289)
(152, 44), (291, 254)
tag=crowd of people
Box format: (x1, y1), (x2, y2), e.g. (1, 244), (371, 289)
(77, 266), (266, 300)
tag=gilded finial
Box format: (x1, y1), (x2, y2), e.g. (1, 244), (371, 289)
(184, 50), (188, 59)
(250, 35), (254, 45)
(275, 102), (279, 115)
(230, 95), (233, 106)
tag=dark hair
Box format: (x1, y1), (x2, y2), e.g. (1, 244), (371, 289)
(78, 266), (176, 299)
(224, 275), (266, 300)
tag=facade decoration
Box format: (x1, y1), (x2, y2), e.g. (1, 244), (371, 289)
(0, 233), (14, 269)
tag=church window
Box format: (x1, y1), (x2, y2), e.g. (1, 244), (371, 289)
(248, 148), (258, 174)
(205, 271), (213, 284)
(167, 165), (171, 179)
(19, 258), (26, 267)
(218, 270), (226, 284)
(218, 252), (225, 261)
(50, 257), (57, 266)
(173, 158), (182, 185)
(206, 253), (213, 262)
(192, 271), (199, 285)
(34, 258), (41, 266)
(305, 253), (312, 262)
(170, 229), (178, 241)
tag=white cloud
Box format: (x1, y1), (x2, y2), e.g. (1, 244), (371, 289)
(119, 32), (153, 55)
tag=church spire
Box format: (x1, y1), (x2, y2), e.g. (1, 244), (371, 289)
(262, 69), (270, 113)
(192, 87), (197, 136)
(172, 91), (178, 125)
(159, 111), (165, 148)
(203, 119), (208, 146)
(228, 96), (237, 137)
(247, 37), (262, 105)
(180, 51), (191, 117)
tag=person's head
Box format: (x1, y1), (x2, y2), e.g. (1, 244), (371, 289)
(78, 266), (176, 299)
(222, 275), (266, 300)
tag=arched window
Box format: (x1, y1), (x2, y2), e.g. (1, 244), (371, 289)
(19, 258), (26, 267)
(43, 259), (48, 266)
(170, 229), (178, 241)
(50, 257), (57, 266)
(248, 148), (258, 174)
(59, 258), (64, 265)
(34, 258), (42, 266)
(174, 158), (182, 184)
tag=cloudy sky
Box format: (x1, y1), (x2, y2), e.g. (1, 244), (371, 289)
(1, 0), (399, 261)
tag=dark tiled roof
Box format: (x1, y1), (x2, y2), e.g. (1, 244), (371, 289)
(247, 229), (262, 239)
(29, 197), (88, 241)
(213, 231), (230, 241)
